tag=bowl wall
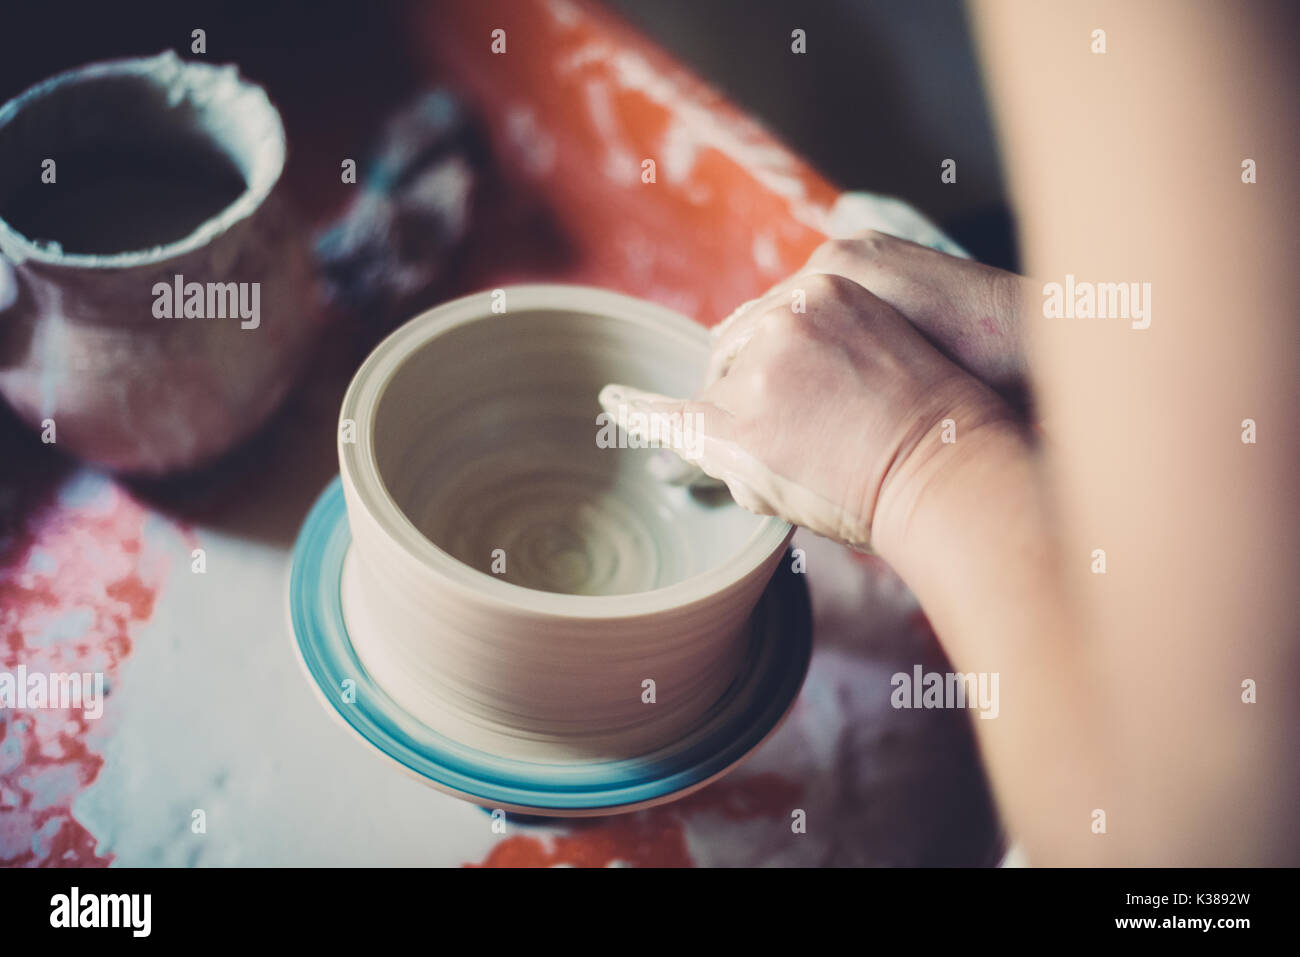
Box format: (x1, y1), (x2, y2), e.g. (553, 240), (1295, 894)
(337, 285), (793, 760)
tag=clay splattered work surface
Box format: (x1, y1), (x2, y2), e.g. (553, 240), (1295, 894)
(0, 0), (998, 866)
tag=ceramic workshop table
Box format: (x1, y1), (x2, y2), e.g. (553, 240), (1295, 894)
(0, 0), (998, 866)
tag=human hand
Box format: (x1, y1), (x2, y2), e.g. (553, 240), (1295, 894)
(710, 230), (1038, 402)
(599, 264), (1021, 555)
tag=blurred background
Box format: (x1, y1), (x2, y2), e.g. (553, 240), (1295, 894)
(0, 0), (1015, 270)
(0, 0), (1002, 866)
(610, 0), (1014, 265)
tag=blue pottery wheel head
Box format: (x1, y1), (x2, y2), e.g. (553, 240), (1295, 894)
(288, 477), (812, 816)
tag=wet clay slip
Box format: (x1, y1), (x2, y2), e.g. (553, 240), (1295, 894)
(336, 285), (793, 762)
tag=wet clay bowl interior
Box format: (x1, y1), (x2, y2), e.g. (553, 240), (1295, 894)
(338, 285), (792, 762)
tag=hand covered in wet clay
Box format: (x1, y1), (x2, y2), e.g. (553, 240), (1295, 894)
(599, 231), (1034, 555)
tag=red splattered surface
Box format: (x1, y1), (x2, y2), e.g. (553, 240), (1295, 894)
(469, 772), (802, 867)
(0, 461), (167, 867)
(407, 0), (840, 324)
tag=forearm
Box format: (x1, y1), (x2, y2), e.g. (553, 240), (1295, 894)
(875, 421), (1111, 862)
(967, 0), (1300, 863)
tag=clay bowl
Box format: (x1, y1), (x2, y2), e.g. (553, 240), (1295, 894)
(337, 284), (792, 762)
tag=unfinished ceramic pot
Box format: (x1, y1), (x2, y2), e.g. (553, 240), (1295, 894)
(0, 51), (315, 474)
(337, 285), (793, 762)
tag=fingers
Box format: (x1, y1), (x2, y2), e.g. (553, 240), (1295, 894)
(706, 274), (831, 385)
(801, 229), (1009, 310)
(601, 383), (780, 521)
(647, 448), (723, 487)
(706, 229), (1034, 399)
(704, 295), (768, 385)
(598, 383), (733, 463)
(800, 230), (1033, 388)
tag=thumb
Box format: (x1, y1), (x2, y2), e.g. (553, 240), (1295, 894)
(598, 383), (733, 476)
(599, 383), (787, 524)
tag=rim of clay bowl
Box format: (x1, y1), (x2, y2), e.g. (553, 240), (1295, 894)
(339, 284), (794, 619)
(0, 51), (284, 269)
